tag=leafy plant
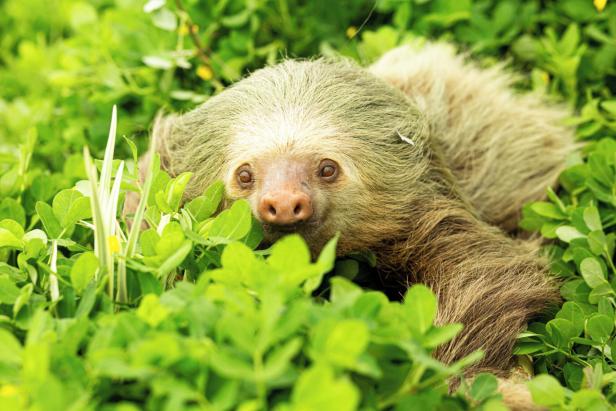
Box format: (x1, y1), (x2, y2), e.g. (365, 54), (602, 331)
(3, 0), (616, 409)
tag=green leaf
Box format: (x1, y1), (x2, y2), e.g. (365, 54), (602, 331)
(587, 314), (613, 343)
(304, 234), (339, 293)
(164, 172), (192, 212)
(209, 199), (252, 241)
(156, 240), (192, 278)
(221, 241), (256, 280)
(322, 320), (370, 368)
(583, 205), (602, 231)
(36, 201), (63, 238)
(527, 375), (565, 407)
(470, 373), (498, 402)
(291, 365), (359, 411)
(155, 222), (185, 259)
(151, 7), (177, 31)
(70, 252), (99, 293)
(546, 318), (577, 346)
(140, 228), (160, 257)
(209, 348), (254, 380)
(530, 202), (567, 219)
(260, 338), (302, 381)
(423, 323), (463, 348)
(136, 294), (169, 327)
(268, 234), (311, 272)
(186, 180), (225, 221)
(403, 284), (437, 335)
(0, 328), (23, 366)
(0, 198), (26, 227)
(0, 218), (24, 249)
(556, 225), (585, 242)
(0, 275), (21, 304)
(13, 283), (33, 316)
(556, 301), (585, 335)
(52, 189), (91, 228)
(580, 257), (608, 288)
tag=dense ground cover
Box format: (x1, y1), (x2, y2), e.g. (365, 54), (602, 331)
(1, 0), (616, 409)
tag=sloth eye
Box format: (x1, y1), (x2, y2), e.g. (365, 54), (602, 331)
(237, 166), (253, 188)
(319, 159), (339, 181)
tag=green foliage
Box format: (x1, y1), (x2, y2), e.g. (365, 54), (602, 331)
(519, 138), (616, 407)
(2, 0), (616, 409)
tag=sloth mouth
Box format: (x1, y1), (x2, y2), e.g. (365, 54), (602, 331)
(262, 218), (320, 236)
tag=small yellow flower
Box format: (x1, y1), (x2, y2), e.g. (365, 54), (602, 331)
(594, 0), (607, 12)
(196, 65), (214, 81)
(107, 235), (120, 254)
(542, 72), (549, 84)
(178, 23), (189, 36)
(346, 26), (358, 39)
(0, 384), (18, 397)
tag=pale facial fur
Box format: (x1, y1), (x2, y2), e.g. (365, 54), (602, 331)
(223, 110), (365, 254)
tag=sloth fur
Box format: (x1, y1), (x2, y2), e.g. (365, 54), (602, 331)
(147, 43), (576, 408)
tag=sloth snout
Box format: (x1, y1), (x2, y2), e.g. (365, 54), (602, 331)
(258, 191), (313, 225)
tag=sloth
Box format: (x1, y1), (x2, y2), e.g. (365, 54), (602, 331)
(128, 43), (576, 408)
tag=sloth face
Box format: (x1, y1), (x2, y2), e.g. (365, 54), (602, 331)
(185, 59), (422, 255)
(225, 145), (359, 255)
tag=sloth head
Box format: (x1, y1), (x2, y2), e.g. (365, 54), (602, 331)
(162, 59), (430, 255)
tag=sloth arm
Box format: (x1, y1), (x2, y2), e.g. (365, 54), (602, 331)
(379, 189), (557, 410)
(370, 43), (576, 232)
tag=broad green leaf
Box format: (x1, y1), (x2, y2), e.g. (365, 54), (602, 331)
(0, 198), (26, 227)
(185, 181), (224, 221)
(155, 222), (185, 259)
(579, 257), (608, 288)
(260, 338), (302, 381)
(291, 365), (359, 411)
(164, 171), (192, 212)
(221, 241), (256, 280)
(546, 318), (577, 346)
(556, 302), (585, 335)
(13, 283), (33, 316)
(470, 373), (498, 402)
(0, 275), (21, 304)
(423, 323), (463, 348)
(403, 284), (437, 335)
(137, 294), (169, 327)
(587, 314), (613, 343)
(268, 234), (310, 272)
(209, 347), (254, 380)
(322, 320), (369, 367)
(527, 375), (565, 407)
(209, 199), (252, 241)
(0, 328), (22, 366)
(304, 234), (340, 293)
(583, 205), (602, 231)
(156, 240), (192, 278)
(52, 189), (91, 227)
(530, 202), (566, 219)
(555, 225), (585, 243)
(36, 201), (63, 238)
(70, 252), (99, 293)
(0, 219), (23, 249)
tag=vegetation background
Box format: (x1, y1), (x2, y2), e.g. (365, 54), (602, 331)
(1, 0), (616, 410)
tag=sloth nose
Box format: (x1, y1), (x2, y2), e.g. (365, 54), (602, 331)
(258, 191), (313, 225)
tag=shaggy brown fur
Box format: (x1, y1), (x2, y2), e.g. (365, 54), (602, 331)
(131, 43), (576, 408)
